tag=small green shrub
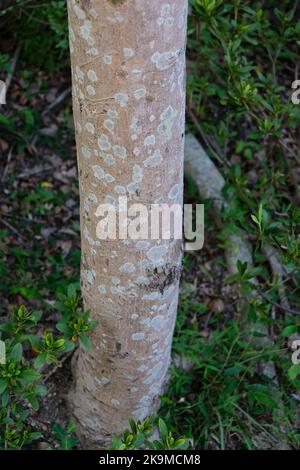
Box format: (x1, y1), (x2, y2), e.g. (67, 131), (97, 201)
(0, 285), (96, 450)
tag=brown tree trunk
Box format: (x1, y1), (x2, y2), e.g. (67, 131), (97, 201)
(67, 0), (188, 448)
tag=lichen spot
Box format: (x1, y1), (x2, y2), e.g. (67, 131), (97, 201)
(133, 165), (143, 182)
(146, 245), (168, 262)
(80, 20), (95, 46)
(103, 54), (112, 65)
(87, 70), (97, 82)
(97, 285), (106, 294)
(157, 4), (175, 27)
(143, 149), (163, 168)
(123, 47), (134, 58)
(107, 108), (118, 119)
(106, 11), (124, 24)
(81, 146), (91, 159)
(133, 87), (146, 100)
(114, 185), (126, 194)
(144, 135), (155, 146)
(98, 377), (110, 385)
(92, 165), (105, 180)
(87, 47), (99, 56)
(103, 119), (114, 134)
(85, 122), (95, 134)
(158, 105), (177, 140)
(111, 399), (120, 406)
(98, 134), (111, 151)
(113, 145), (127, 159)
(86, 85), (96, 96)
(136, 241), (150, 251)
(73, 4), (86, 20)
(114, 92), (129, 107)
(105, 173), (115, 183)
(120, 262), (135, 273)
(89, 8), (98, 19)
(151, 315), (165, 331)
(103, 154), (115, 166)
(168, 184), (179, 200)
(132, 69), (142, 79)
(132, 332), (145, 341)
(86, 269), (96, 286)
(151, 49), (182, 71)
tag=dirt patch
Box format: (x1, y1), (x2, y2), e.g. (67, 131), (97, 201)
(29, 356), (75, 448)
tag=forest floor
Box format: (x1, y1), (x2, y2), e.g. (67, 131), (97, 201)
(0, 61), (237, 447)
(0, 61), (295, 450)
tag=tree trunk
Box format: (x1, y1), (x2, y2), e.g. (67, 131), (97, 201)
(67, 0), (188, 448)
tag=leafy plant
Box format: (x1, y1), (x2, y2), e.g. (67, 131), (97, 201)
(0, 285), (96, 450)
(107, 417), (190, 450)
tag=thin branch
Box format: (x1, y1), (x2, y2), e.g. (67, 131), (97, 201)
(5, 44), (21, 95)
(0, 217), (27, 245)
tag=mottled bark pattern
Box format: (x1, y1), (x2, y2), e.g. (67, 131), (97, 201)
(67, 0), (188, 447)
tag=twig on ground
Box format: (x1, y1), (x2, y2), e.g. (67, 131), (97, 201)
(258, 290), (300, 317)
(42, 348), (77, 384)
(0, 217), (27, 245)
(1, 145), (13, 183)
(5, 45), (21, 95)
(187, 110), (228, 167)
(43, 87), (72, 115)
(262, 244), (294, 319)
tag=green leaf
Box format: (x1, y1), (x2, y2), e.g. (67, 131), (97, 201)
(53, 423), (65, 440)
(129, 417), (137, 434)
(252, 391), (278, 409)
(19, 368), (41, 384)
(282, 325), (297, 337)
(173, 438), (189, 450)
(79, 335), (93, 350)
(54, 338), (65, 349)
(134, 433), (145, 448)
(34, 352), (47, 369)
(2, 388), (9, 407)
(35, 385), (47, 396)
(29, 432), (43, 442)
(158, 418), (168, 442)
(258, 203), (263, 223)
(27, 394), (39, 411)
(32, 310), (42, 323)
(0, 377), (9, 394)
(9, 343), (23, 363)
(251, 214), (259, 225)
(28, 334), (42, 349)
(288, 364), (300, 381)
(56, 321), (68, 333)
(67, 283), (77, 298)
(152, 440), (164, 450)
(59, 435), (78, 450)
(64, 340), (75, 352)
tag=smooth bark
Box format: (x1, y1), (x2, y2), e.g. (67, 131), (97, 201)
(67, 0), (188, 447)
